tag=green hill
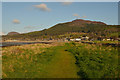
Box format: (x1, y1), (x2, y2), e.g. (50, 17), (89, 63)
(2, 19), (120, 41)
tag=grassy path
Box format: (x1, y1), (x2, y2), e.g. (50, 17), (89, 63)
(43, 46), (79, 78)
(2, 44), (79, 78)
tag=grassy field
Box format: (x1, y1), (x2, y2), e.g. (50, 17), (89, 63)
(2, 42), (119, 78)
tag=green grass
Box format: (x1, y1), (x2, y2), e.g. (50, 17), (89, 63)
(2, 42), (119, 78)
(65, 42), (119, 78)
(108, 32), (119, 37)
(42, 46), (79, 78)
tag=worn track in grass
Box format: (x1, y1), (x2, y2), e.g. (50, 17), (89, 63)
(43, 46), (79, 78)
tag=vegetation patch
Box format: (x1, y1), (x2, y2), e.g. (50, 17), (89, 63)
(2, 44), (57, 78)
(65, 42), (119, 78)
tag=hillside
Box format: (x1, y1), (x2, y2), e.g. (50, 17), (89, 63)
(2, 19), (120, 41)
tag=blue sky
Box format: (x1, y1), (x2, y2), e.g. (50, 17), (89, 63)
(2, 2), (118, 34)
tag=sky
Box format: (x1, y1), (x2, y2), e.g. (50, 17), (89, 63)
(2, 2), (118, 35)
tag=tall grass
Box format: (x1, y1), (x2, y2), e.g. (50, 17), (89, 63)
(65, 42), (119, 78)
(2, 43), (58, 78)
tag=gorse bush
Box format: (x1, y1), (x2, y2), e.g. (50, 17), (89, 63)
(65, 42), (119, 78)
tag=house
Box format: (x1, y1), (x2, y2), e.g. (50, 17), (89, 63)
(75, 38), (81, 42)
(13, 40), (18, 41)
(106, 39), (111, 41)
(69, 38), (81, 42)
(81, 36), (89, 40)
(117, 38), (120, 41)
(70, 39), (75, 41)
(66, 36), (89, 42)
(102, 39), (105, 41)
(86, 36), (89, 40)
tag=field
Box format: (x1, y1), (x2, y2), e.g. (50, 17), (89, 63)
(2, 42), (119, 78)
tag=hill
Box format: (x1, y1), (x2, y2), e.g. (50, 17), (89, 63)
(7, 32), (20, 36)
(2, 19), (120, 41)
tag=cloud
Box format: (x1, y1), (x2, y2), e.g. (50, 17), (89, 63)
(73, 13), (80, 18)
(12, 19), (20, 24)
(0, 32), (5, 35)
(62, 2), (72, 5)
(33, 4), (51, 11)
(73, 13), (87, 18)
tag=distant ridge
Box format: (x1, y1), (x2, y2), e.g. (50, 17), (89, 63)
(3, 19), (119, 41)
(7, 32), (20, 36)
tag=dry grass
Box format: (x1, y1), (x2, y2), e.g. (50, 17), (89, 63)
(2, 43), (56, 56)
(2, 42), (66, 78)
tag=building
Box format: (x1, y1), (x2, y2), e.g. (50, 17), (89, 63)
(75, 38), (81, 41)
(69, 38), (81, 42)
(70, 39), (75, 41)
(81, 36), (89, 40)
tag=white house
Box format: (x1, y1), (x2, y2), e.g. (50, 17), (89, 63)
(81, 36), (89, 40)
(70, 38), (81, 42)
(70, 39), (75, 41)
(75, 38), (81, 41)
(106, 39), (111, 41)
